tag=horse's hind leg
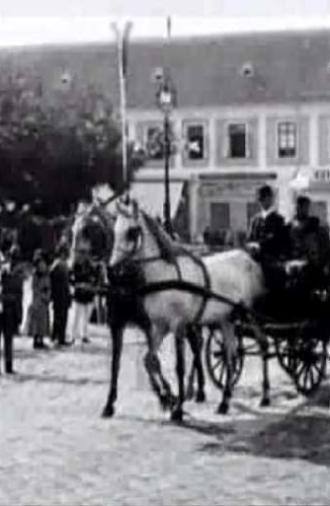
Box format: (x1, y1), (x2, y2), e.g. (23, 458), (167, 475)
(171, 330), (186, 422)
(144, 350), (175, 410)
(186, 326), (206, 403)
(102, 322), (124, 418)
(259, 338), (270, 407)
(144, 327), (176, 411)
(249, 317), (271, 407)
(217, 320), (236, 415)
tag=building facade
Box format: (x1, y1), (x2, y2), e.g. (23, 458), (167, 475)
(3, 29), (330, 241)
(129, 100), (330, 241)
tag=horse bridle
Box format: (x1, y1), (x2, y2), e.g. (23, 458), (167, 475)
(111, 223), (164, 268)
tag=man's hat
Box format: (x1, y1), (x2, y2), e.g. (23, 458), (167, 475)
(257, 184), (273, 201)
(296, 195), (311, 207)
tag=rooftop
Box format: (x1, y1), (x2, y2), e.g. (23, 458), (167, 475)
(2, 29), (330, 108)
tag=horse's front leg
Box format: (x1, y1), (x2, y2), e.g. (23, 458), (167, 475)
(186, 325), (206, 403)
(217, 320), (236, 415)
(102, 321), (124, 418)
(171, 329), (186, 422)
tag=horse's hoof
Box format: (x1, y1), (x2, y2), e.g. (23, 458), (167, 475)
(185, 387), (195, 401)
(171, 408), (184, 423)
(195, 390), (206, 403)
(160, 393), (177, 411)
(216, 403), (229, 415)
(260, 398), (270, 408)
(101, 404), (115, 418)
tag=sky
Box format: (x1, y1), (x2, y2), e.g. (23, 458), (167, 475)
(2, 1), (330, 46)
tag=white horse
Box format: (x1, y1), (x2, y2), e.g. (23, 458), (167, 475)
(104, 197), (269, 421)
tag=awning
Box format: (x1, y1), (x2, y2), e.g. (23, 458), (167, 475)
(131, 181), (184, 219)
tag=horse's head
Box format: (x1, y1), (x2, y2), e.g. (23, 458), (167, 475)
(109, 196), (142, 267)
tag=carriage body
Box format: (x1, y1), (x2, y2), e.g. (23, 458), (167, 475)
(204, 280), (330, 397)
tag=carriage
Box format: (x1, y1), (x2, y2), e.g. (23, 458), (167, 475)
(200, 258), (330, 399)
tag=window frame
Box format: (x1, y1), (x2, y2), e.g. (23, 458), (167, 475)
(276, 120), (298, 160)
(182, 119), (209, 166)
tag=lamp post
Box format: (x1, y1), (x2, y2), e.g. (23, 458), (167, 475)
(156, 75), (176, 236)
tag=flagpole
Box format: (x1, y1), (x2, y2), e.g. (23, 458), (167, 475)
(111, 21), (132, 188)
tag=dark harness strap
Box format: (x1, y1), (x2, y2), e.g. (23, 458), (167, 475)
(187, 252), (211, 324)
(137, 279), (245, 312)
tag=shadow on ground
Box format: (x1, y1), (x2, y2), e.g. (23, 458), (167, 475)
(181, 384), (330, 467)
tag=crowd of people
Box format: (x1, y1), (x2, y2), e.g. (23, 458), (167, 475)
(0, 230), (105, 374)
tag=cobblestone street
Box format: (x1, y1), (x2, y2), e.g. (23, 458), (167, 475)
(1, 326), (330, 506)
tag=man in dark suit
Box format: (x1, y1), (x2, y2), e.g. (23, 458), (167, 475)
(248, 185), (287, 261)
(247, 185), (288, 295)
(0, 245), (24, 374)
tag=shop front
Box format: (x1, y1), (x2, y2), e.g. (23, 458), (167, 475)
(192, 172), (277, 244)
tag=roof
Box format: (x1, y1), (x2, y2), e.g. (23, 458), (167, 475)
(2, 29), (330, 109)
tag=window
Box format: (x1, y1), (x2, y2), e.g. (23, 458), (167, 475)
(227, 123), (247, 158)
(186, 124), (205, 160)
(145, 126), (164, 160)
(278, 121), (297, 158)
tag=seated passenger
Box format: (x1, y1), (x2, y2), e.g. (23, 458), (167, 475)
(287, 196), (330, 291)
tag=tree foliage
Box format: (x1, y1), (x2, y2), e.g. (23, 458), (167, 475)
(0, 72), (143, 216)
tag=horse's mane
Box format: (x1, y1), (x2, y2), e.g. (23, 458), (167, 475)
(141, 211), (185, 264)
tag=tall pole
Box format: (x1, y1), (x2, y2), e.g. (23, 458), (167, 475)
(163, 113), (172, 235)
(111, 21), (132, 188)
(164, 16), (172, 236)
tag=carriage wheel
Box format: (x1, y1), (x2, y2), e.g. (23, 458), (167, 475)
(275, 336), (299, 376)
(204, 327), (244, 390)
(292, 334), (327, 396)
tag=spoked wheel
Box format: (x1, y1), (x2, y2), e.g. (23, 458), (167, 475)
(292, 332), (328, 396)
(204, 326), (244, 390)
(275, 336), (299, 376)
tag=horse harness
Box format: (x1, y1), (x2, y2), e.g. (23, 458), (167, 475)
(108, 208), (253, 324)
(114, 225), (215, 325)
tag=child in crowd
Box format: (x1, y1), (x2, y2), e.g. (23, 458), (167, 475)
(29, 249), (51, 349)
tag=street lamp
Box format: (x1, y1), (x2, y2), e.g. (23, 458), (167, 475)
(156, 74), (176, 236)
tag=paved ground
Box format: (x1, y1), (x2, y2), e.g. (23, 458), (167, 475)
(1, 324), (330, 506)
